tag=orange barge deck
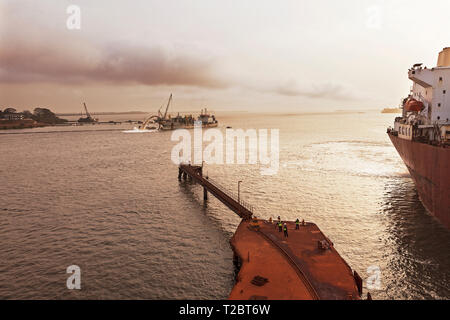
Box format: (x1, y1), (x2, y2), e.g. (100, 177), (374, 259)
(229, 219), (362, 300)
(178, 164), (364, 300)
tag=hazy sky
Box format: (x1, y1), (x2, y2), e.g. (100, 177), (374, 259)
(0, 0), (449, 113)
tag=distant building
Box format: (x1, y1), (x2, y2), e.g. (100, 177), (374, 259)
(1, 112), (24, 120)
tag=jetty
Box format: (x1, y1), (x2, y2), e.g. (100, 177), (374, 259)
(178, 164), (365, 300)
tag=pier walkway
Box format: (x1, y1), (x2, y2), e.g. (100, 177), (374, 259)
(178, 164), (253, 220)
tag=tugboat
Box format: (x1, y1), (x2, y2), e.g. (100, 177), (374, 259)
(387, 47), (450, 229)
(139, 94), (218, 131)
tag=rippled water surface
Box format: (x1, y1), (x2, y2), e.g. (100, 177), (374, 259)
(0, 111), (449, 299)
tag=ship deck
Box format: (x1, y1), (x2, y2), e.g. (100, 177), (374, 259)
(229, 219), (361, 300)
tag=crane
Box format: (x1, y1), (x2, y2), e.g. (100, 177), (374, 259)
(83, 102), (92, 119)
(78, 102), (98, 123)
(162, 94), (172, 120)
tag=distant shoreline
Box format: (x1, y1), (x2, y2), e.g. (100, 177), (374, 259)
(56, 111), (147, 116)
(381, 108), (402, 114)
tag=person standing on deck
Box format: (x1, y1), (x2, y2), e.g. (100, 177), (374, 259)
(295, 219), (300, 230)
(278, 221), (283, 232)
(283, 223), (288, 238)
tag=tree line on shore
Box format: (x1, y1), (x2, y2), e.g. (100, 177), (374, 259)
(0, 107), (68, 124)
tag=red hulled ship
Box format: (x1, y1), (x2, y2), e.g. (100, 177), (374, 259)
(387, 48), (450, 229)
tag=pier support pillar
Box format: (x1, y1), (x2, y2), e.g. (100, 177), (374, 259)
(178, 168), (182, 180)
(182, 172), (187, 180)
(203, 187), (208, 200)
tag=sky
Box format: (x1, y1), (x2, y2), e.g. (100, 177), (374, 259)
(0, 0), (449, 113)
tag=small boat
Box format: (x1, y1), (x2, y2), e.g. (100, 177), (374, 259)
(403, 97), (424, 112)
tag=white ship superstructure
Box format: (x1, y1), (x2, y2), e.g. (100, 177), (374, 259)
(393, 48), (450, 143)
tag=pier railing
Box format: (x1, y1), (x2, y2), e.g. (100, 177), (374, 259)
(204, 177), (256, 214)
(178, 164), (254, 220)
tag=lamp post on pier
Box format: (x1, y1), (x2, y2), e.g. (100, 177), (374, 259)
(238, 180), (243, 204)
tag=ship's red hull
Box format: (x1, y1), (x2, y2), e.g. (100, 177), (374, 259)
(388, 133), (450, 229)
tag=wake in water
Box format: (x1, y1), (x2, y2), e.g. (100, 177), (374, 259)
(122, 127), (158, 133)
